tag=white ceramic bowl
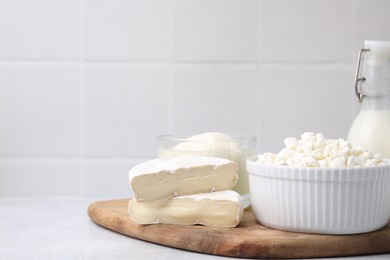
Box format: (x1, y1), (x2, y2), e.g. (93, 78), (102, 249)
(247, 156), (390, 234)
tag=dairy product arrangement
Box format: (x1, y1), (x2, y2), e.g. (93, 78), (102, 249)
(128, 155), (243, 227)
(88, 39), (390, 258)
(127, 132), (389, 229)
(257, 132), (390, 167)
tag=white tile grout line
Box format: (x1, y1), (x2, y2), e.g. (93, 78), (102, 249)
(0, 59), (352, 68)
(0, 157), (151, 164)
(168, 0), (174, 134)
(257, 0), (263, 66)
(259, 63), (353, 70)
(351, 0), (358, 50)
(350, 0), (360, 120)
(256, 0), (263, 152)
(79, 0), (86, 196)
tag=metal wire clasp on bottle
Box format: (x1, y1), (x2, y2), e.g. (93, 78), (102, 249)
(354, 48), (370, 102)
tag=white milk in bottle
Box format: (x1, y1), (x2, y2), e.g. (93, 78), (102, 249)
(348, 41), (390, 158)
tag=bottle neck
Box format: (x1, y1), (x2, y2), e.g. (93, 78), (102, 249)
(361, 56), (390, 96)
(361, 94), (390, 110)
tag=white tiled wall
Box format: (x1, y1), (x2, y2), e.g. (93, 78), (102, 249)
(173, 0), (258, 62)
(84, 0), (170, 61)
(172, 65), (258, 134)
(0, 0), (80, 60)
(261, 0), (354, 62)
(1, 0), (389, 197)
(0, 65), (80, 156)
(84, 65), (170, 157)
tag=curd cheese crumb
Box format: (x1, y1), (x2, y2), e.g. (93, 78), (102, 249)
(257, 132), (390, 168)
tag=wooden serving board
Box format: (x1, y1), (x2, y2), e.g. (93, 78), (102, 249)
(88, 199), (390, 259)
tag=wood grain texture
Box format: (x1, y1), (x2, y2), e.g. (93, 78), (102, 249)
(87, 199), (390, 259)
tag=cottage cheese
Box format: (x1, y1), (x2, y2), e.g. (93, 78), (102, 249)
(257, 132), (390, 167)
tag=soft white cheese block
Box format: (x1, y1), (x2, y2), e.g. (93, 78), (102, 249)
(129, 156), (238, 202)
(128, 190), (244, 227)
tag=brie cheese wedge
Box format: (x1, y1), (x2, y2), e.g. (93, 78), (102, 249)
(128, 190), (243, 227)
(129, 156), (238, 202)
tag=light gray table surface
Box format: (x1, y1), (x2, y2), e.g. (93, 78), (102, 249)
(0, 197), (389, 260)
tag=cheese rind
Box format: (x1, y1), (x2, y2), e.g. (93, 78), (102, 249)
(129, 156), (238, 202)
(128, 190), (243, 227)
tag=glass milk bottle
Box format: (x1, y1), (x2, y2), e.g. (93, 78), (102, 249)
(348, 40), (390, 158)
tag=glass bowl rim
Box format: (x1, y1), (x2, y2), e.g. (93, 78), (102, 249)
(157, 133), (257, 142)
